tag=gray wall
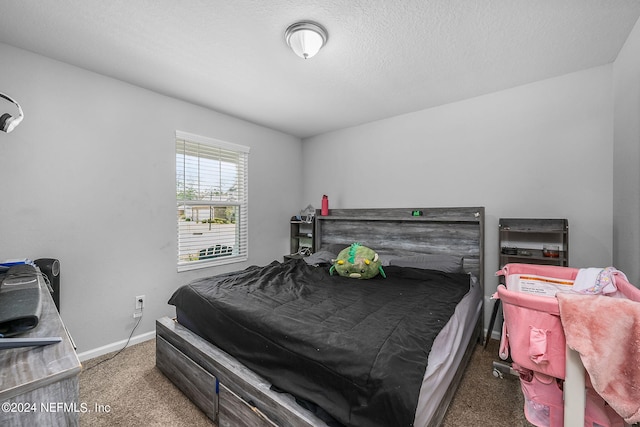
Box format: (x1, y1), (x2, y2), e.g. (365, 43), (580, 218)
(302, 65), (615, 328)
(1, 18), (638, 354)
(0, 43), (302, 354)
(613, 17), (640, 285)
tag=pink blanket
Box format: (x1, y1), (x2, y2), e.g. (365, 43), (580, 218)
(557, 292), (640, 423)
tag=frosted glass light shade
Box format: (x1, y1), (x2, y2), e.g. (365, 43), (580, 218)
(285, 21), (328, 59)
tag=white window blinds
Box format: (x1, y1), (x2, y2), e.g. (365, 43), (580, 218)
(176, 131), (249, 271)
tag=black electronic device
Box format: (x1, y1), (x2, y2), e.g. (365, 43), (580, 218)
(34, 258), (60, 312)
(0, 264), (41, 337)
(0, 337), (62, 349)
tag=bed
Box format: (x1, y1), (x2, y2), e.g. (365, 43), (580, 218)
(156, 207), (485, 427)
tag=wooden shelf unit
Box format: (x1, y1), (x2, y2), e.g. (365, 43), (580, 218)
(485, 218), (569, 349)
(289, 219), (315, 256)
(499, 218), (569, 268)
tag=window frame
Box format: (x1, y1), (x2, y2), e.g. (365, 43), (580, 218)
(175, 130), (249, 272)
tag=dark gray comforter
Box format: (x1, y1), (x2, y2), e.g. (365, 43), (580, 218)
(168, 259), (470, 427)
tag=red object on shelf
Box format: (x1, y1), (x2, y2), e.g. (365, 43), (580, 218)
(321, 195), (329, 216)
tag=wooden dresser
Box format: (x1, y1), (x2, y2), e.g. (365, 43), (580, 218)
(0, 273), (81, 426)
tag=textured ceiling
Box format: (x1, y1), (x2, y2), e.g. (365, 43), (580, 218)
(1, 0), (639, 138)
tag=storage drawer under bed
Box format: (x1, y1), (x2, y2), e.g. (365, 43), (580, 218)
(156, 335), (218, 420)
(219, 383), (278, 427)
(155, 318), (325, 427)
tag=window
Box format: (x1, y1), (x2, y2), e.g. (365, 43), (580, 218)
(176, 131), (249, 271)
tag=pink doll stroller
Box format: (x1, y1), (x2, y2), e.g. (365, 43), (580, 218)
(495, 263), (640, 427)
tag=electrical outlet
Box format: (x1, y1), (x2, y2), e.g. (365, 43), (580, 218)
(135, 295), (145, 310)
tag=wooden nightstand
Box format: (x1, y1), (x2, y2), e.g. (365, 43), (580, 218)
(0, 272), (81, 426)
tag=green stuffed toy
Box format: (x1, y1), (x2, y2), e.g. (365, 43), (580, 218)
(330, 243), (386, 279)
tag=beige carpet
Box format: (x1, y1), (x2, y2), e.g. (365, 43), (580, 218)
(80, 339), (214, 427)
(80, 338), (532, 426)
(442, 340), (533, 427)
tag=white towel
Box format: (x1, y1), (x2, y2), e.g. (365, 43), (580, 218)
(572, 267), (623, 295)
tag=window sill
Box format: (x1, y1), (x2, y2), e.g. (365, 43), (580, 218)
(177, 255), (247, 272)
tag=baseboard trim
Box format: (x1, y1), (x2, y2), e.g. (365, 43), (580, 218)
(77, 330), (156, 362)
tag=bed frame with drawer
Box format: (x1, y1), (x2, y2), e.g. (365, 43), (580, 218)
(156, 206), (485, 426)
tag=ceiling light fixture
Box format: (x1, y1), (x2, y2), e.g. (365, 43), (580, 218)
(285, 21), (328, 59)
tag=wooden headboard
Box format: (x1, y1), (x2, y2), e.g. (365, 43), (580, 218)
(314, 207), (485, 292)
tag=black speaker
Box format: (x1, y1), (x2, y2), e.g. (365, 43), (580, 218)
(34, 258), (60, 312)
